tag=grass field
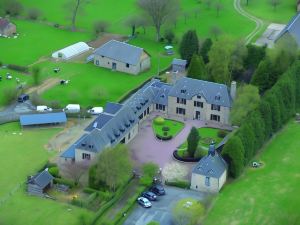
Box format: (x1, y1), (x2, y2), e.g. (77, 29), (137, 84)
(152, 118), (184, 138)
(0, 123), (93, 225)
(204, 121), (300, 225)
(243, 0), (296, 23)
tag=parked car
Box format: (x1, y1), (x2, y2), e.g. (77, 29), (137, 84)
(17, 94), (29, 103)
(142, 191), (157, 201)
(137, 197), (152, 208)
(63, 104), (80, 113)
(149, 184), (165, 196)
(87, 107), (103, 115)
(37, 105), (53, 112)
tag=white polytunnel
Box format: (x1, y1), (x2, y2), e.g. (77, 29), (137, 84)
(51, 42), (90, 60)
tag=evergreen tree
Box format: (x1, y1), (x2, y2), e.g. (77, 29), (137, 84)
(244, 44), (266, 70)
(200, 38), (212, 64)
(248, 111), (265, 151)
(187, 127), (200, 157)
(222, 136), (244, 178)
(258, 100), (273, 139)
(179, 30), (199, 63)
(237, 124), (255, 165)
(264, 92), (282, 132)
(251, 57), (273, 94)
(187, 54), (208, 80)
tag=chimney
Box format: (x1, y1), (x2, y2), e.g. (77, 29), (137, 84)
(230, 81), (237, 100)
(208, 142), (216, 156)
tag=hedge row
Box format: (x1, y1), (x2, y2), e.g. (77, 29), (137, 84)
(173, 150), (200, 162)
(53, 178), (76, 188)
(156, 134), (172, 141)
(165, 179), (190, 189)
(7, 64), (29, 73)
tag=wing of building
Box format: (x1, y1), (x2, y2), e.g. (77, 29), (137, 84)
(275, 13), (300, 46)
(61, 77), (235, 163)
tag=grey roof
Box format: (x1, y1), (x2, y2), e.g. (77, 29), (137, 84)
(94, 40), (145, 65)
(276, 13), (300, 46)
(0, 19), (9, 29)
(192, 151), (227, 178)
(172, 58), (187, 66)
(168, 77), (232, 107)
(32, 170), (54, 189)
(85, 113), (114, 132)
(60, 134), (88, 158)
(20, 112), (67, 126)
(104, 102), (123, 115)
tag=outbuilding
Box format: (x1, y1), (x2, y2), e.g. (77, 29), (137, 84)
(27, 169), (54, 197)
(0, 18), (16, 37)
(20, 112), (67, 127)
(52, 42), (91, 60)
(191, 143), (227, 193)
(172, 58), (187, 73)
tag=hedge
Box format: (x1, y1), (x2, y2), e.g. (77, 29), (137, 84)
(53, 178), (76, 188)
(173, 150), (200, 162)
(156, 134), (172, 141)
(83, 187), (99, 194)
(165, 179), (190, 189)
(7, 64), (29, 73)
(48, 167), (60, 178)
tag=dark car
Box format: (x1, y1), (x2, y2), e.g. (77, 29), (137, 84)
(137, 197), (152, 208)
(149, 184), (165, 196)
(17, 94), (29, 103)
(142, 191), (157, 201)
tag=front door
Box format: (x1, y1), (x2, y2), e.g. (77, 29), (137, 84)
(195, 111), (201, 120)
(112, 62), (117, 70)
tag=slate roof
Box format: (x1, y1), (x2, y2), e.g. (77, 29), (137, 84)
(168, 77), (232, 107)
(85, 113), (114, 132)
(276, 13), (300, 46)
(94, 40), (145, 65)
(0, 19), (9, 29)
(20, 112), (67, 126)
(192, 145), (227, 178)
(32, 170), (54, 189)
(172, 58), (187, 66)
(60, 134), (88, 158)
(104, 102), (123, 115)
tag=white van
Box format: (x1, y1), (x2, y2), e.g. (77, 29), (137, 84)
(87, 107), (103, 115)
(63, 104), (80, 113)
(37, 105), (53, 112)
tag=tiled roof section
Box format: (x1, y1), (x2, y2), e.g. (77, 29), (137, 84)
(168, 77), (232, 107)
(104, 102), (123, 115)
(172, 58), (187, 66)
(33, 170), (54, 189)
(276, 13), (300, 46)
(94, 40), (144, 65)
(60, 134), (88, 158)
(0, 19), (9, 29)
(20, 112), (67, 126)
(85, 113), (114, 132)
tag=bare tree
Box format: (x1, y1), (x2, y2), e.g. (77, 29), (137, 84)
(61, 160), (89, 185)
(183, 11), (190, 24)
(137, 0), (180, 41)
(215, 2), (224, 17)
(27, 8), (41, 20)
(269, 0), (281, 10)
(94, 20), (110, 35)
(125, 16), (141, 36)
(204, 0), (212, 9)
(193, 7), (201, 18)
(69, 0), (88, 31)
(210, 25), (222, 40)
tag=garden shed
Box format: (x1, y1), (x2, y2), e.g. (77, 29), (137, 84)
(52, 42), (91, 60)
(27, 169), (54, 197)
(172, 58), (187, 72)
(20, 112), (67, 127)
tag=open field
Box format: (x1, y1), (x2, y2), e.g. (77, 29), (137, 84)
(204, 121), (300, 225)
(0, 122), (93, 225)
(243, 0), (296, 23)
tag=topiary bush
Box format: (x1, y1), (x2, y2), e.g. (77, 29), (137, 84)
(48, 166), (60, 178)
(162, 126), (170, 132)
(154, 117), (165, 125)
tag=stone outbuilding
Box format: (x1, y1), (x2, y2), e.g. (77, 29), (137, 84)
(27, 169), (54, 197)
(93, 40), (151, 75)
(172, 58), (187, 73)
(191, 144), (227, 193)
(0, 18), (16, 37)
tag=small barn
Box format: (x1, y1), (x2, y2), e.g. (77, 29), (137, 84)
(0, 18), (16, 37)
(172, 58), (187, 72)
(20, 112), (67, 128)
(52, 42), (91, 60)
(191, 143), (227, 193)
(27, 169), (54, 196)
(93, 40), (151, 75)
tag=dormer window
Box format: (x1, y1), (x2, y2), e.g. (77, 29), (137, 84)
(81, 143), (86, 147)
(181, 89), (186, 94)
(197, 95), (201, 99)
(88, 145), (93, 149)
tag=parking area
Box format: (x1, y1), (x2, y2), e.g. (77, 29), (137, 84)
(123, 186), (207, 225)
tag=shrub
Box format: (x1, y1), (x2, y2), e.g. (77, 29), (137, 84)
(2, 87), (19, 105)
(83, 187), (98, 194)
(27, 8), (41, 20)
(165, 179), (190, 189)
(154, 117), (165, 125)
(194, 148), (207, 158)
(94, 20), (110, 35)
(7, 64), (29, 73)
(139, 176), (153, 187)
(48, 100), (61, 109)
(4, 0), (23, 16)
(147, 222), (160, 225)
(164, 29), (175, 44)
(54, 23), (60, 28)
(162, 126), (170, 132)
(48, 167), (59, 178)
(217, 129), (228, 138)
(156, 134), (172, 140)
(30, 92), (45, 106)
(54, 178), (76, 188)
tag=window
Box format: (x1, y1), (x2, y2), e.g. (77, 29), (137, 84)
(139, 113), (143, 120)
(210, 114), (220, 122)
(215, 95), (221, 100)
(194, 101), (203, 108)
(177, 97), (186, 105)
(82, 153), (91, 160)
(197, 95), (201, 99)
(128, 132), (131, 140)
(156, 104), (165, 111)
(95, 60), (99, 65)
(205, 177), (210, 186)
(211, 104), (220, 111)
(126, 63), (130, 68)
(176, 107), (186, 115)
(147, 107), (150, 114)
(181, 89), (186, 94)
(101, 55), (104, 58)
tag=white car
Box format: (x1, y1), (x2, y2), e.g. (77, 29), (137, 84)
(87, 107), (103, 115)
(37, 105), (53, 112)
(137, 197), (152, 208)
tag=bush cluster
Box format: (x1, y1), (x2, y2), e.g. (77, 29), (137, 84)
(48, 166), (60, 178)
(165, 179), (190, 189)
(154, 116), (165, 125)
(54, 178), (76, 188)
(7, 64), (29, 73)
(217, 129), (228, 138)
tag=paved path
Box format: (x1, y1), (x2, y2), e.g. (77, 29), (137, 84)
(234, 0), (264, 44)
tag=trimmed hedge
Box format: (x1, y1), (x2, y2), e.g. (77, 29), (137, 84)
(53, 178), (76, 188)
(83, 187), (99, 194)
(165, 179), (190, 189)
(173, 150), (200, 162)
(7, 64), (29, 73)
(48, 167), (60, 178)
(156, 134), (172, 141)
(154, 117), (165, 125)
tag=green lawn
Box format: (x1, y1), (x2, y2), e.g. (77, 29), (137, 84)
(242, 0), (296, 23)
(0, 123), (93, 225)
(204, 121), (300, 225)
(152, 118), (184, 138)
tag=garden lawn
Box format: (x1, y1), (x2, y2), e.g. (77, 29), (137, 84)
(152, 118), (184, 138)
(243, 0), (296, 23)
(0, 123), (93, 225)
(204, 121), (300, 225)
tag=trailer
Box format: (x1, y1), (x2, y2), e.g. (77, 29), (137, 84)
(63, 104), (80, 113)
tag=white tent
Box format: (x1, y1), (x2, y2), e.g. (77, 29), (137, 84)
(52, 42), (90, 60)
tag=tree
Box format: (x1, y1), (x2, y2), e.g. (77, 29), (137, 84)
(248, 110), (265, 150)
(210, 25), (222, 40)
(2, 86), (19, 106)
(125, 16), (143, 36)
(3, 0), (23, 16)
(94, 20), (110, 35)
(179, 30), (199, 63)
(215, 2), (224, 17)
(32, 67), (41, 86)
(243, 44), (266, 70)
(27, 8), (41, 20)
(172, 198), (205, 225)
(61, 160), (89, 185)
(200, 38), (213, 64)
(187, 127), (200, 157)
(95, 145), (133, 191)
(237, 123), (255, 165)
(204, 0), (212, 9)
(251, 57), (273, 94)
(264, 92), (282, 132)
(229, 40), (247, 80)
(230, 85), (260, 126)
(269, 0), (281, 10)
(258, 100), (273, 140)
(137, 0), (180, 41)
(187, 54), (208, 80)
(164, 29), (175, 44)
(222, 136), (244, 178)
(69, 0), (88, 31)
(142, 162), (159, 178)
(147, 222), (160, 225)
